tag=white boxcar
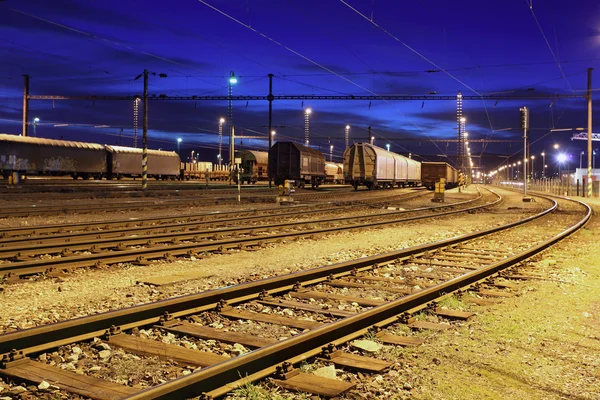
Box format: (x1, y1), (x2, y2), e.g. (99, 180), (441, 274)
(343, 143), (421, 189)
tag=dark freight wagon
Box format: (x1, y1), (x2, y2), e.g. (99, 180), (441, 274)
(105, 145), (180, 180)
(421, 162), (459, 190)
(0, 133), (106, 179)
(268, 142), (326, 188)
(234, 150), (269, 184)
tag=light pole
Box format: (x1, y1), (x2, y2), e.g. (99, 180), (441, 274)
(329, 144), (333, 162)
(386, 144), (390, 152)
(580, 151), (585, 169)
(517, 161), (521, 180)
(177, 137), (182, 156)
(33, 117), (39, 137)
(541, 152), (546, 178)
(530, 155), (535, 179)
(370, 136), (375, 145)
(191, 150), (195, 162)
(345, 124), (350, 149)
(271, 130), (276, 144)
(304, 108), (312, 146)
(594, 149), (597, 169)
(218, 117), (225, 166)
(228, 71), (237, 167)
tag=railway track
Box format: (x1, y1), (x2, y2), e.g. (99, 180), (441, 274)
(0, 186), (418, 218)
(0, 191), (590, 399)
(0, 189), (491, 279)
(0, 189), (427, 238)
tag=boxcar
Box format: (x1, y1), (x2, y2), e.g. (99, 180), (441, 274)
(105, 145), (180, 180)
(0, 133), (106, 179)
(234, 150), (268, 184)
(325, 162), (344, 184)
(421, 162), (459, 190)
(343, 143), (421, 189)
(268, 142), (326, 188)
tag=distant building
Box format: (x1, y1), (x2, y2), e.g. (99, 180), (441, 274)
(573, 168), (600, 183)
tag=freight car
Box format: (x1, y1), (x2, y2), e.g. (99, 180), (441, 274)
(325, 162), (344, 184)
(105, 145), (180, 180)
(233, 150), (268, 184)
(421, 162), (459, 190)
(268, 142), (326, 188)
(0, 133), (107, 180)
(343, 143), (421, 190)
(180, 162), (232, 181)
(0, 133), (181, 181)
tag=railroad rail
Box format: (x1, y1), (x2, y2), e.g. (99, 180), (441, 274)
(0, 186), (419, 218)
(0, 189), (427, 238)
(0, 191), (590, 399)
(0, 189), (491, 279)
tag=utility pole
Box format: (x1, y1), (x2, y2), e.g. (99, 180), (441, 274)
(22, 75), (30, 136)
(587, 68), (593, 198)
(142, 69), (149, 191)
(268, 73), (274, 188)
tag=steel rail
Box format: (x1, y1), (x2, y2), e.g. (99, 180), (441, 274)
(0, 187), (403, 218)
(0, 191), (482, 258)
(0, 188), (549, 357)
(0, 190), (428, 243)
(0, 191), (493, 277)
(127, 196), (590, 400)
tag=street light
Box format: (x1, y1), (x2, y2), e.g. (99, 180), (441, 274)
(541, 152), (546, 178)
(345, 124), (350, 149)
(386, 144), (390, 152)
(370, 136), (375, 145)
(530, 155), (535, 179)
(218, 117), (225, 166)
(177, 137), (182, 155)
(580, 151), (585, 169)
(228, 71), (237, 167)
(33, 117), (39, 137)
(304, 108), (312, 146)
(329, 144), (333, 162)
(553, 143), (560, 150)
(594, 149), (597, 169)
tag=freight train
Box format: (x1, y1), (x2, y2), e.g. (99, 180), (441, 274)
(268, 142), (327, 188)
(325, 162), (344, 184)
(0, 134), (180, 181)
(343, 143), (421, 189)
(343, 143), (459, 190)
(421, 162), (459, 190)
(232, 150), (269, 184)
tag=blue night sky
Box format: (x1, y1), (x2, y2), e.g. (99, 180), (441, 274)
(2, 0), (600, 173)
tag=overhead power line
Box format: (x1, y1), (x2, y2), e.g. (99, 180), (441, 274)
(26, 93), (583, 101)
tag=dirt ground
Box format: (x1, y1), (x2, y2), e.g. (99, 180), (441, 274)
(391, 195), (600, 400)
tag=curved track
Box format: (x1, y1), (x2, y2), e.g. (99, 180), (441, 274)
(0, 190), (590, 399)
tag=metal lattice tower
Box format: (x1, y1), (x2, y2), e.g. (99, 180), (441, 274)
(228, 77), (234, 165)
(457, 91), (464, 174)
(304, 108), (311, 146)
(345, 124), (350, 149)
(133, 97), (139, 148)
